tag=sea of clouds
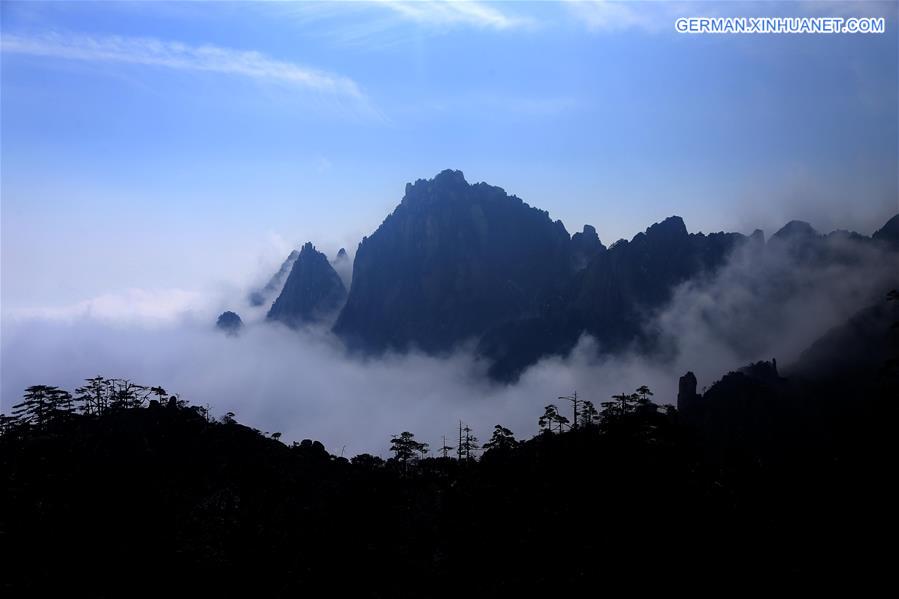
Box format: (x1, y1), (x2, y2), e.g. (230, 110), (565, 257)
(2, 232), (897, 457)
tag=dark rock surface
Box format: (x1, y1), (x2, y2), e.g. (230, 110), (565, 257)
(216, 311), (243, 335)
(570, 224), (605, 271)
(267, 243), (347, 327)
(333, 169), (573, 353)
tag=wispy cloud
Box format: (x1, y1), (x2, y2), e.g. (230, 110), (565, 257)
(566, 0), (691, 33)
(7, 288), (205, 327)
(1, 31), (365, 99)
(372, 0), (532, 30)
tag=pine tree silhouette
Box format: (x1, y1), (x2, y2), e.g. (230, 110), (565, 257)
(12, 385), (73, 430)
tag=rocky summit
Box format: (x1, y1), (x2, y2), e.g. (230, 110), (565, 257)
(570, 224), (605, 271)
(267, 242), (347, 327)
(333, 169), (573, 353)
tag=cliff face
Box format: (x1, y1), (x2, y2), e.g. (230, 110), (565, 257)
(569, 217), (746, 344)
(333, 170), (573, 353)
(570, 224), (605, 271)
(478, 217), (750, 379)
(267, 243), (347, 328)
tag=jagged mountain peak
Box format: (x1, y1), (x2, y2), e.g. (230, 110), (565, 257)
(873, 213), (899, 247)
(645, 215), (688, 239)
(333, 171), (573, 353)
(571, 224), (605, 270)
(772, 220), (818, 241)
(267, 242), (347, 328)
(402, 169), (470, 204)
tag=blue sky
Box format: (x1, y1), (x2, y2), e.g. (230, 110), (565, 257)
(2, 1), (897, 314)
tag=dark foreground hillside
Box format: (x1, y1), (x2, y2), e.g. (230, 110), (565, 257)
(2, 294), (897, 596)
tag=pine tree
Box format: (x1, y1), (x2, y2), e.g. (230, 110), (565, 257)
(389, 432), (429, 466)
(603, 393), (639, 418)
(579, 401), (599, 428)
(148, 386), (168, 405)
(635, 385), (654, 406)
(539, 404), (569, 433)
(539, 404), (560, 433)
(460, 425), (479, 461)
(109, 379), (148, 410)
(12, 385), (73, 430)
(0, 414), (17, 436)
(482, 425), (517, 452)
(75, 376), (110, 416)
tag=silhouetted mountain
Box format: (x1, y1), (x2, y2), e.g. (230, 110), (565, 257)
(267, 243), (347, 327)
(570, 224), (605, 270)
(678, 290), (899, 462)
(480, 217), (750, 379)
(332, 246), (352, 289)
(873, 213), (899, 249)
(333, 170), (573, 353)
(567, 216), (748, 346)
(249, 249), (299, 307)
(215, 311), (243, 335)
(328, 172), (899, 381)
(771, 219), (817, 242)
(790, 297), (899, 381)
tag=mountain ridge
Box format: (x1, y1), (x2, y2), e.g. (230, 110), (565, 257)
(252, 170), (898, 381)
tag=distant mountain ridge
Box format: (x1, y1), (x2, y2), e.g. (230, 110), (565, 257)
(248, 169), (899, 381)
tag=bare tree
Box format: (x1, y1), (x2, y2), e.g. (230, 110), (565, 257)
(559, 392), (581, 429)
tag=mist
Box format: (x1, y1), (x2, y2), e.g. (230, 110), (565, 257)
(2, 230), (896, 457)
(649, 232), (899, 384)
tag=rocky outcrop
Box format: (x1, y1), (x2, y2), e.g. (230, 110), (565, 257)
(570, 225), (605, 271)
(676, 371), (698, 412)
(216, 311), (243, 335)
(332, 247), (352, 290)
(267, 243), (347, 328)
